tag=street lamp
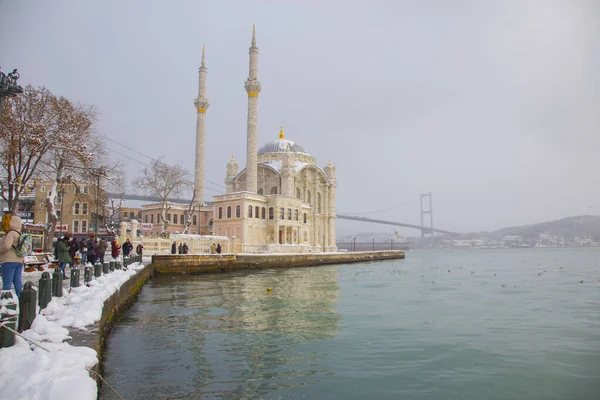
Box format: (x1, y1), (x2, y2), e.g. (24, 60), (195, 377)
(372, 237), (375, 251)
(93, 168), (105, 236)
(0, 67), (23, 126)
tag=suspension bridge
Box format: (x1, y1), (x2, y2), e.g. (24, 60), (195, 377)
(110, 192), (458, 236)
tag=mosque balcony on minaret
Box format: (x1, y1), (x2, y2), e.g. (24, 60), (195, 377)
(194, 97), (210, 113)
(245, 78), (262, 97)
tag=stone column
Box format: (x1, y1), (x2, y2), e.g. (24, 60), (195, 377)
(194, 47), (210, 203)
(244, 26), (261, 193)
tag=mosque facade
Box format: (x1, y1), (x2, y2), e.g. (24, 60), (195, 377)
(194, 27), (337, 253)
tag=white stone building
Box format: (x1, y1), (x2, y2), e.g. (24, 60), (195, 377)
(194, 26), (337, 253)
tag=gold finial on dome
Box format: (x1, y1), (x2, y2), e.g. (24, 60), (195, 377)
(279, 125), (284, 139)
(231, 153), (235, 160)
(328, 157), (331, 164)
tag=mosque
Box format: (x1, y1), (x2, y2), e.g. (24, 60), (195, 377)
(193, 26), (337, 253)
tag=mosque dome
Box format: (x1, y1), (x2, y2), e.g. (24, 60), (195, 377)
(257, 126), (310, 156)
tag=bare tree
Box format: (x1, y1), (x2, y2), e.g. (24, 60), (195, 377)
(0, 86), (59, 214)
(103, 167), (126, 236)
(182, 189), (198, 234)
(38, 97), (97, 250)
(133, 156), (191, 233)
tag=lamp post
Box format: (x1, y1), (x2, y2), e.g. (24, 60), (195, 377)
(352, 236), (356, 252)
(59, 187), (64, 237)
(93, 168), (105, 236)
(0, 68), (23, 111)
(372, 237), (375, 251)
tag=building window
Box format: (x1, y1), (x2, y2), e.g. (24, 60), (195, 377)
(173, 214), (178, 224)
(307, 191), (311, 204)
(296, 188), (301, 199)
(257, 189), (263, 195)
(144, 214), (148, 223)
(150, 214), (154, 223)
(269, 207), (274, 219)
(255, 206), (259, 218)
(227, 206), (232, 219)
(318, 193), (322, 213)
(81, 220), (88, 233)
(218, 207), (223, 219)
(157, 213), (161, 223)
(294, 209), (299, 221)
(287, 208), (292, 220)
(82, 203), (88, 215)
(236, 205), (241, 218)
(73, 220), (79, 233)
(40, 186), (46, 193)
(74, 203), (80, 215)
(83, 185), (88, 194)
(279, 208), (284, 219)
(39, 203), (44, 209)
(181, 214), (185, 224)
(247, 205), (252, 218)
(130, 212), (134, 219)
(167, 213), (172, 222)
(226, 227), (231, 238)
(270, 186), (278, 195)
(261, 207), (266, 219)
(193, 215), (197, 225)
(303, 213), (307, 223)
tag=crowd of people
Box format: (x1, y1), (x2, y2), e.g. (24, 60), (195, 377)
(53, 234), (128, 278)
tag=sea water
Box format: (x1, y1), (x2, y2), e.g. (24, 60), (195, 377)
(100, 248), (600, 399)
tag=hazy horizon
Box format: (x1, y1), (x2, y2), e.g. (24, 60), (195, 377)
(1, 0), (598, 236)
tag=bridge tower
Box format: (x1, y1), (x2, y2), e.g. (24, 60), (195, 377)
(420, 193), (435, 247)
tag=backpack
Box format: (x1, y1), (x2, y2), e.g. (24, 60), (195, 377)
(10, 230), (33, 257)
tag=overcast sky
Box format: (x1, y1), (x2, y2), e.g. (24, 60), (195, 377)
(1, 0), (598, 235)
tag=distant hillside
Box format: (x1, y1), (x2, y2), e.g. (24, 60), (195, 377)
(491, 215), (600, 241)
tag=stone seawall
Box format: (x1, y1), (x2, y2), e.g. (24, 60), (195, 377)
(151, 251), (405, 274)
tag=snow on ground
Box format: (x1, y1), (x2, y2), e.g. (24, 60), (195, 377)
(0, 261), (146, 400)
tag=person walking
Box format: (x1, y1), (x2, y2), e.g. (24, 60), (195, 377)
(0, 215), (24, 297)
(216, 243), (222, 254)
(57, 236), (72, 278)
(86, 234), (98, 265)
(111, 238), (121, 260)
(171, 241), (177, 254)
(210, 243), (216, 254)
(122, 238), (133, 256)
(182, 243), (189, 254)
(98, 239), (107, 264)
(69, 238), (78, 263)
(178, 243), (183, 254)
(136, 243), (144, 256)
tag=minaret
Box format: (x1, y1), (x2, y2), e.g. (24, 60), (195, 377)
(244, 24), (261, 193)
(193, 46), (210, 204)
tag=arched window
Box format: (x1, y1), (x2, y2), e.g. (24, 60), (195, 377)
(294, 209), (299, 221)
(181, 214), (185, 224)
(248, 205), (253, 218)
(144, 214), (148, 223)
(287, 208), (292, 220)
(173, 214), (178, 224)
(167, 213), (171, 222)
(296, 188), (301, 199)
(235, 226), (240, 237)
(218, 207), (223, 219)
(193, 215), (197, 225)
(236, 205), (241, 218)
(261, 207), (266, 219)
(303, 213), (307, 223)
(150, 214), (154, 223)
(227, 206), (232, 218)
(270, 186), (278, 194)
(279, 208), (284, 219)
(318, 192), (322, 213)
(269, 207), (274, 219)
(307, 190), (311, 204)
(156, 213), (160, 222)
(255, 206), (259, 218)
(257, 189), (263, 195)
